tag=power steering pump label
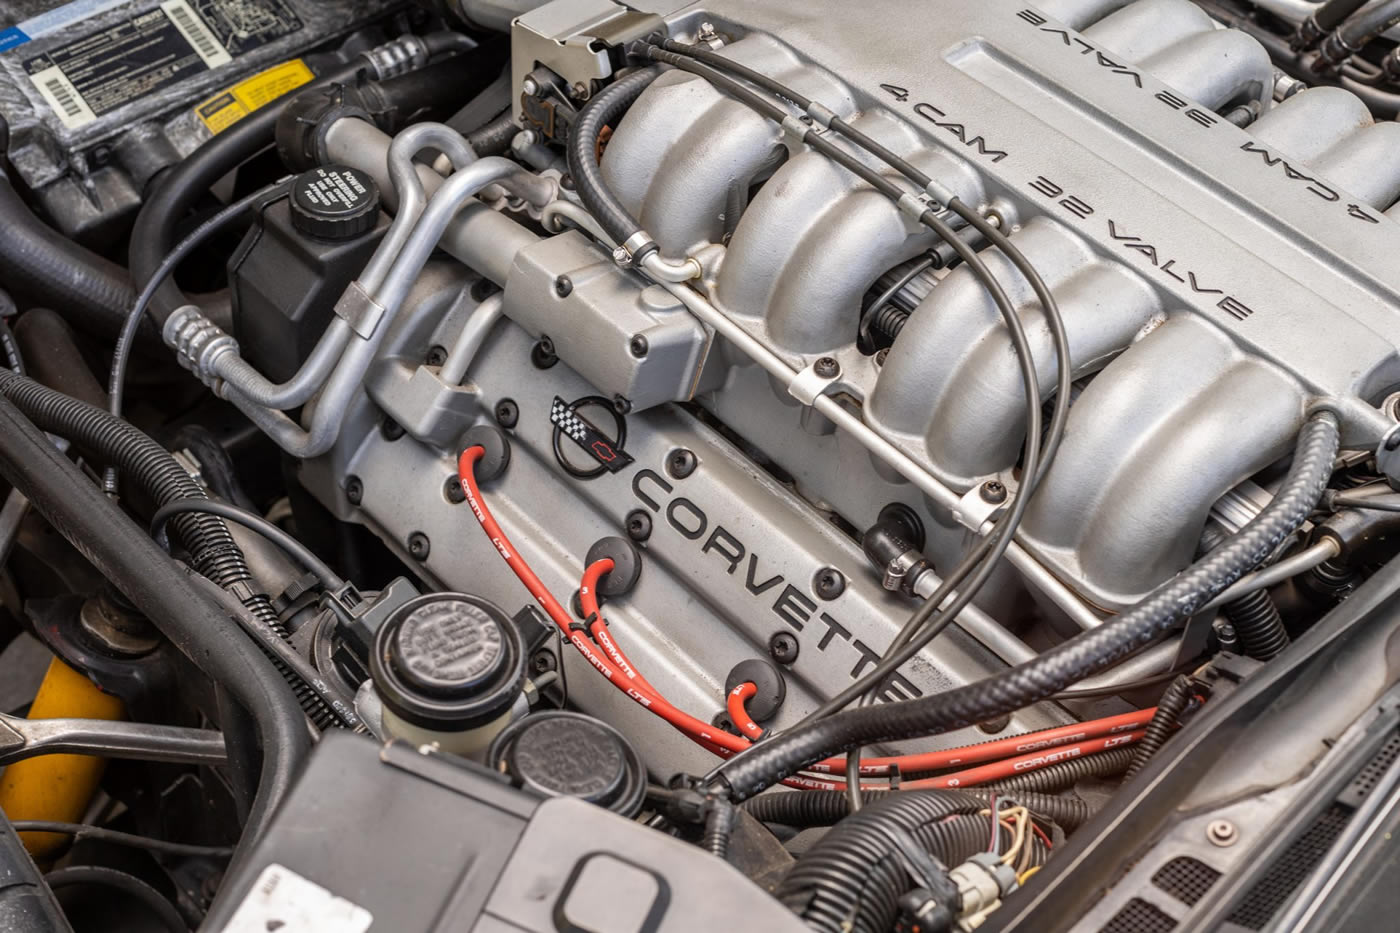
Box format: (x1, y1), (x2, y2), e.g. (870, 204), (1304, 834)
(17, 0), (302, 129)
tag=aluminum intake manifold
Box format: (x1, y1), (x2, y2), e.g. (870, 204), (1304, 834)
(595, 0), (1400, 613)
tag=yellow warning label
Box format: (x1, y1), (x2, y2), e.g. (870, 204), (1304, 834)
(196, 59), (315, 134)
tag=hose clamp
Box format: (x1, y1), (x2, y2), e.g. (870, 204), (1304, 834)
(361, 35), (430, 81)
(333, 280), (386, 339)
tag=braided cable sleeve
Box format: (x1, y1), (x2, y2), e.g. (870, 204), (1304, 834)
(716, 413), (1340, 800)
(565, 65), (663, 247)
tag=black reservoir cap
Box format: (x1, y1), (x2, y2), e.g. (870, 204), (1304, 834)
(289, 165), (380, 241)
(487, 712), (646, 817)
(371, 593), (524, 731)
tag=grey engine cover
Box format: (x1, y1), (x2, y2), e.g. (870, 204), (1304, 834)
(314, 0), (1400, 774)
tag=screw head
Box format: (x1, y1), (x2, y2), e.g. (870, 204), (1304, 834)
(1206, 819), (1238, 847)
(625, 509), (653, 542)
(425, 345), (448, 367)
(768, 632), (800, 665)
(444, 474), (466, 504)
(554, 275), (573, 297)
(521, 76), (539, 96)
(629, 334), (649, 358)
(531, 337), (558, 369)
(380, 417), (405, 441)
(814, 356), (840, 378)
(813, 567), (846, 601)
(666, 448), (697, 479)
(345, 476), (363, 505)
(407, 532), (431, 561)
(495, 398), (519, 428)
(532, 651), (557, 673)
(980, 480), (1008, 504)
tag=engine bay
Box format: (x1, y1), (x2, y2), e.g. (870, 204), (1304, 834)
(3, 0), (1400, 929)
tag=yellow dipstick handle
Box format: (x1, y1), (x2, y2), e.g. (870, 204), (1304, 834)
(0, 656), (124, 857)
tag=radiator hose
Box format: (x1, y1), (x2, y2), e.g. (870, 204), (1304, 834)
(774, 790), (1047, 933)
(0, 117), (137, 339)
(714, 412), (1341, 800)
(0, 369), (341, 729)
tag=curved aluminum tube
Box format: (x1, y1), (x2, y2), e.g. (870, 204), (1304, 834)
(218, 124), (480, 413)
(323, 118), (541, 287)
(543, 199), (615, 244)
(1200, 538), (1340, 611)
(643, 258), (1101, 631)
(245, 157), (527, 458)
(216, 320), (354, 409)
(440, 292), (504, 385)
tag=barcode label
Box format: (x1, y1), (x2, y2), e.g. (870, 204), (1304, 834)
(27, 64), (95, 128)
(161, 0), (231, 68)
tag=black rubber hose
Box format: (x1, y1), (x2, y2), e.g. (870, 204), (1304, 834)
(11, 310), (106, 407)
(0, 814), (72, 933)
(986, 747), (1137, 794)
(1124, 676), (1194, 780)
(776, 791), (1046, 933)
(565, 65), (663, 248)
(702, 799), (737, 860)
(0, 370), (343, 729)
(1315, 0), (1372, 30)
(0, 316), (21, 374)
(127, 60), (366, 323)
(0, 119), (137, 339)
(45, 866), (185, 933)
(715, 413), (1340, 800)
(743, 788), (1091, 832)
(1333, 0), (1400, 51)
(464, 110), (518, 156)
(1201, 525), (1290, 661)
(0, 393), (309, 869)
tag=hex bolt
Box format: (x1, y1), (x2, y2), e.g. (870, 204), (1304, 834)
(443, 475), (466, 504)
(769, 632), (800, 665)
(554, 275), (573, 297)
(980, 480), (1008, 504)
(521, 76), (540, 96)
(532, 651), (557, 673)
(814, 356), (840, 378)
(1206, 819), (1238, 847)
(629, 334), (649, 358)
(380, 418), (405, 441)
(625, 509), (653, 542)
(407, 532), (431, 561)
(667, 448), (697, 479)
(814, 567), (846, 601)
(495, 398), (519, 428)
(345, 476), (364, 506)
(425, 345), (448, 367)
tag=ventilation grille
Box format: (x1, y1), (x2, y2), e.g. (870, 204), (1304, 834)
(1099, 897), (1177, 933)
(1339, 732), (1400, 808)
(1227, 805), (1351, 930)
(1152, 856), (1222, 907)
